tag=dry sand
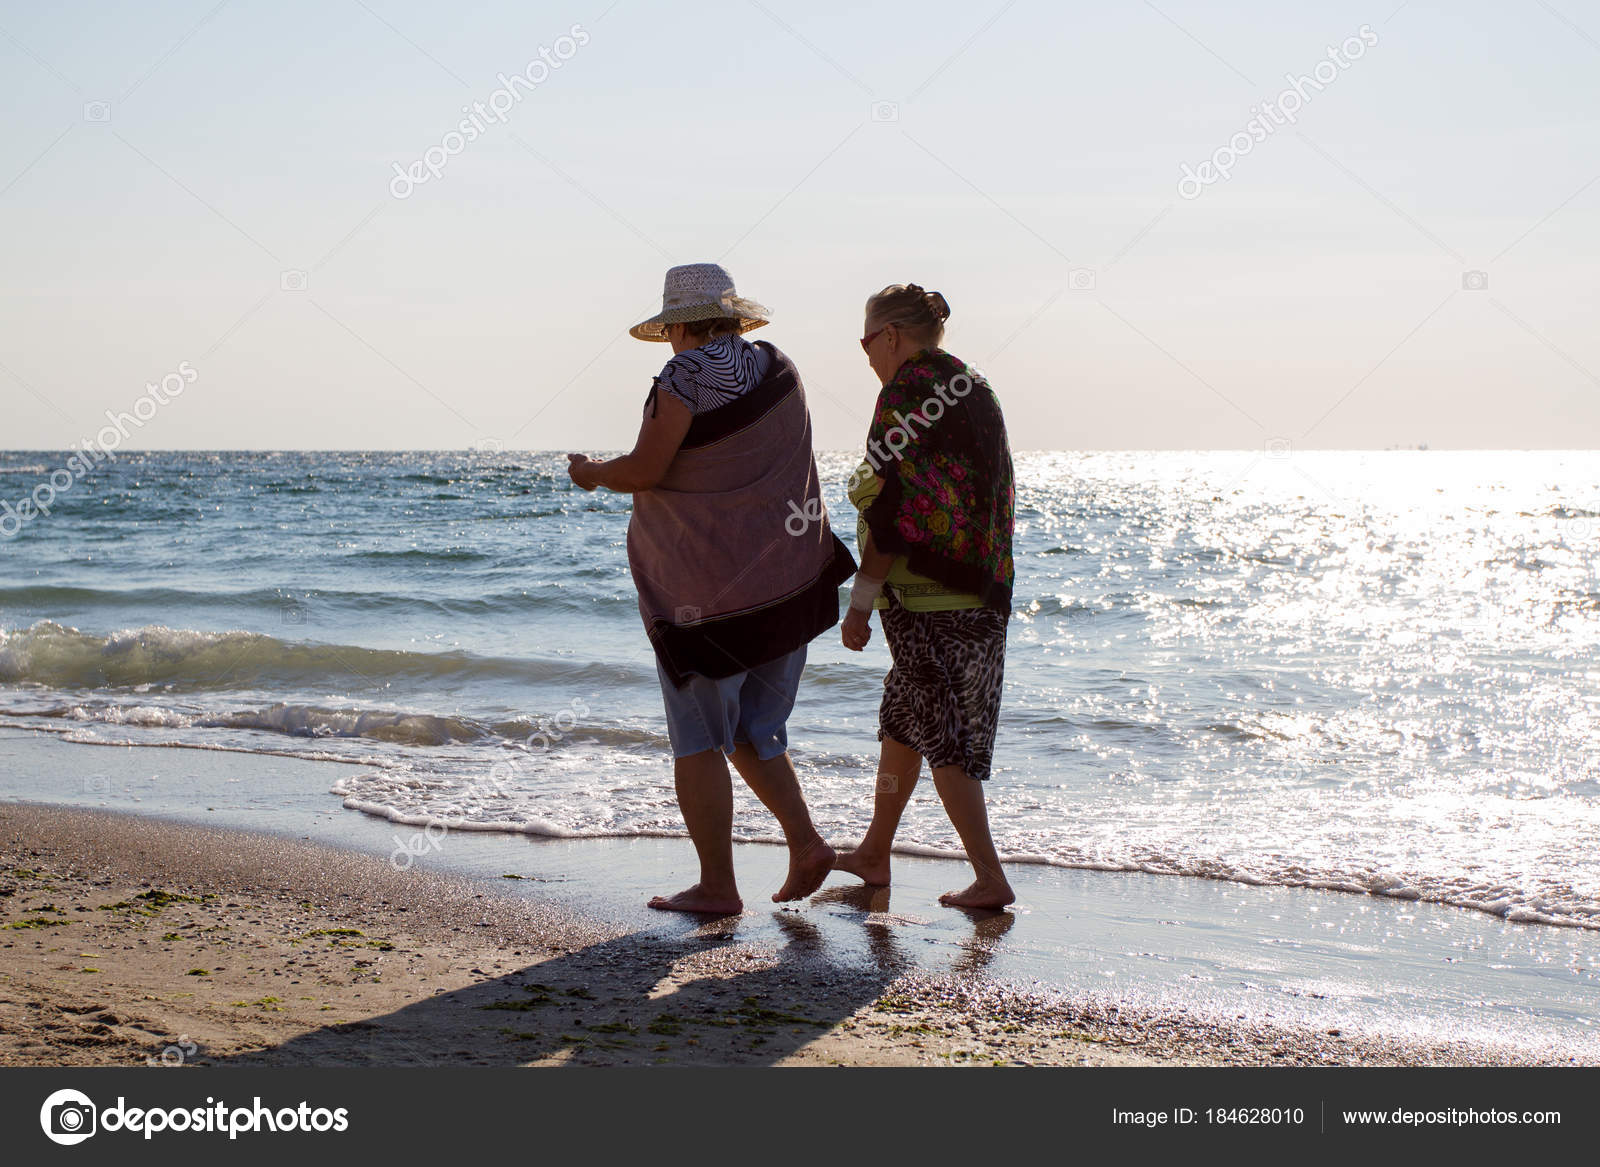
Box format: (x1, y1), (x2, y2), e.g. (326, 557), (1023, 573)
(0, 804), (1546, 1067)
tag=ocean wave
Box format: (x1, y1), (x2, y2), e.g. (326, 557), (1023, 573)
(334, 792), (669, 841)
(344, 548), (491, 564)
(0, 620), (646, 691)
(3, 700), (485, 747)
(206, 704), (488, 746)
(0, 584), (630, 618)
(2, 695), (671, 753)
(0, 582), (630, 617)
(0, 584), (328, 612)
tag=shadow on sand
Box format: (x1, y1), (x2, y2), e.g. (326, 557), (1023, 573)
(207, 886), (1012, 1067)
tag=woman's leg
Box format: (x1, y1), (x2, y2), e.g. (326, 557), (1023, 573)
(726, 744), (835, 902)
(833, 735), (922, 885)
(929, 763), (1014, 909)
(724, 645), (834, 902)
(648, 749), (744, 914)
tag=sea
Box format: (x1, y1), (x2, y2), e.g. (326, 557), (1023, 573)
(2, 449), (1598, 931)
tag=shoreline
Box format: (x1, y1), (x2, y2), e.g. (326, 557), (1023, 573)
(11, 723), (1599, 936)
(1, 802), (1581, 1067)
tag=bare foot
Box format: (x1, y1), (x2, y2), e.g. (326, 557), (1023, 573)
(773, 838), (836, 902)
(832, 847), (891, 887)
(648, 883), (743, 915)
(938, 880), (1016, 910)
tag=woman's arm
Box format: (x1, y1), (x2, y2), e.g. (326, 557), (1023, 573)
(855, 512), (895, 578)
(567, 392), (693, 493)
(842, 484), (896, 651)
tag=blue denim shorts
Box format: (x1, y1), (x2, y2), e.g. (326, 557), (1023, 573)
(655, 645), (807, 760)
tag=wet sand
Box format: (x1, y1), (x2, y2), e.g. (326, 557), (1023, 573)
(0, 803), (1560, 1068)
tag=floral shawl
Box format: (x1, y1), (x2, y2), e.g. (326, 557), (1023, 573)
(860, 349), (1014, 613)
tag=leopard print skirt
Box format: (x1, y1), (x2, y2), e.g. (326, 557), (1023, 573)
(878, 602), (1008, 780)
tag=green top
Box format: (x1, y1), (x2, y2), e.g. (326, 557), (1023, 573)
(848, 461), (984, 612)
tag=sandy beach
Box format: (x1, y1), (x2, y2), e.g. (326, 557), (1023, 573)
(2, 802), (1571, 1069)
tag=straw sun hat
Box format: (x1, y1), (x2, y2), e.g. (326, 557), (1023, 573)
(629, 263), (771, 342)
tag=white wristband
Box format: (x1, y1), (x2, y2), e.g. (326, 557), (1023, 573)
(849, 573), (886, 612)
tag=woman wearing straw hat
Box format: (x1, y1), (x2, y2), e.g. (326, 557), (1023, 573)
(832, 283), (1017, 910)
(568, 263), (856, 915)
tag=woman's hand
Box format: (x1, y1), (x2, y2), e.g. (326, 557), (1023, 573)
(566, 394), (692, 494)
(842, 606), (872, 651)
(567, 453), (599, 491)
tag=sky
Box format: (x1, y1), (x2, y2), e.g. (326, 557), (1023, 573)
(1, 0), (1597, 452)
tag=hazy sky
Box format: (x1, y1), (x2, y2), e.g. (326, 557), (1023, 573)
(2, 0), (1597, 452)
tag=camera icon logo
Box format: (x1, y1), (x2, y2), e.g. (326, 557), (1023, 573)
(1563, 500), (1600, 543)
(40, 1088), (97, 1145)
(674, 605), (702, 624)
(870, 101), (899, 123)
(1265, 437), (1292, 460)
(280, 269), (308, 292)
(1068, 267), (1097, 291)
(1462, 270), (1489, 291)
(83, 101), (112, 122)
